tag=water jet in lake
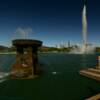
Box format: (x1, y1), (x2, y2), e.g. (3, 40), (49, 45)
(70, 2), (95, 54)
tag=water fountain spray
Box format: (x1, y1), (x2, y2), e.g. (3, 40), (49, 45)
(82, 1), (88, 53)
(82, 1), (87, 44)
(69, 0), (95, 54)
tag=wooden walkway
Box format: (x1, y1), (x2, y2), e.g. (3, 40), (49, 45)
(79, 68), (100, 100)
(79, 68), (100, 81)
(86, 93), (100, 100)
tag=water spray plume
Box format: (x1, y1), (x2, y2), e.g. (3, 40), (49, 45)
(82, 4), (87, 46)
(12, 27), (33, 39)
(69, 1), (95, 54)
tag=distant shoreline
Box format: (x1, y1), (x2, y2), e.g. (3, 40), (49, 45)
(0, 52), (16, 54)
(0, 52), (69, 55)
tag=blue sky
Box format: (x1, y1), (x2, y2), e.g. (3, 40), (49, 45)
(0, 0), (100, 47)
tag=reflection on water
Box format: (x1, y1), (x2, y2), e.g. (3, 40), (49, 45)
(0, 54), (15, 72)
(80, 54), (97, 69)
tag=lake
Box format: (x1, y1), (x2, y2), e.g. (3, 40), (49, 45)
(0, 53), (100, 100)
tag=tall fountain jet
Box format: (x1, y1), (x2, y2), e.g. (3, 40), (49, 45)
(82, 0), (88, 53)
(69, 0), (95, 54)
(82, 3), (87, 44)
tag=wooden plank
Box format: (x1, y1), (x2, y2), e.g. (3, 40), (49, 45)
(79, 69), (100, 81)
(86, 93), (100, 100)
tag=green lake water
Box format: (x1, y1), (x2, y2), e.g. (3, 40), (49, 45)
(0, 53), (100, 100)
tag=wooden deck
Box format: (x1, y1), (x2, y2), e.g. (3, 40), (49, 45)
(79, 68), (100, 81)
(79, 68), (100, 100)
(86, 93), (100, 100)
